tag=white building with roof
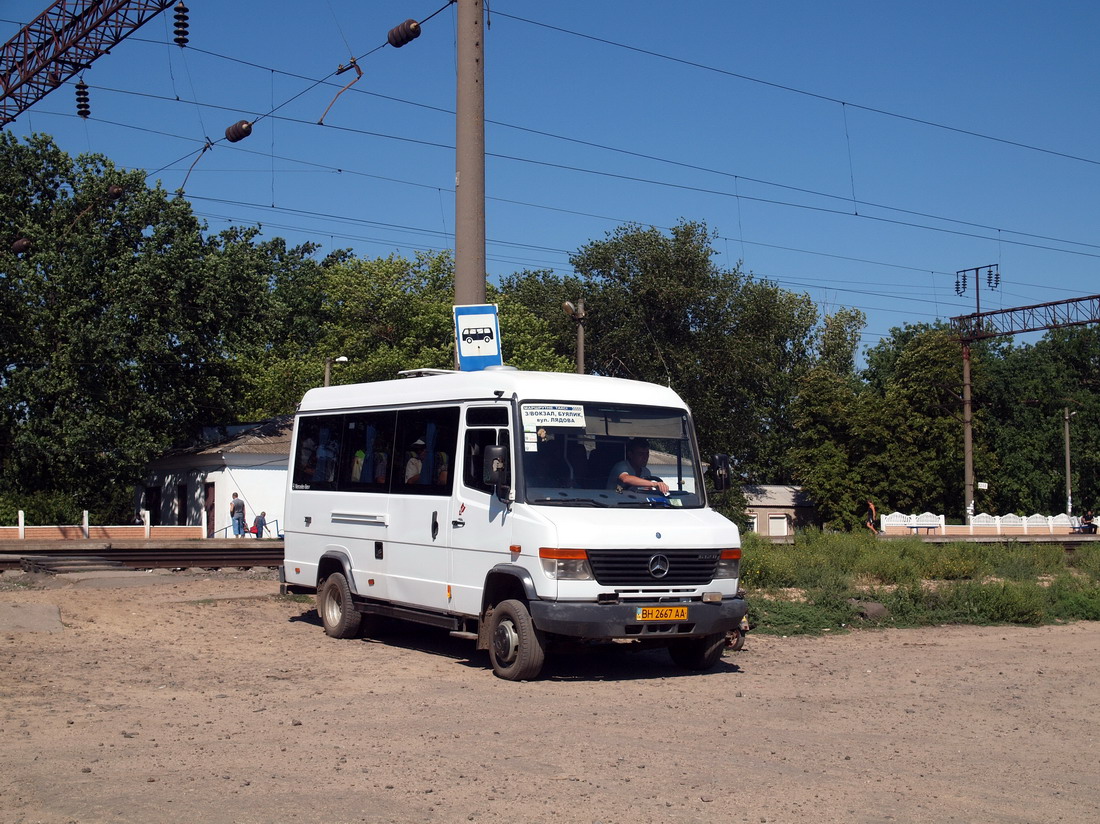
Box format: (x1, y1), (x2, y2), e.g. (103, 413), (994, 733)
(138, 417), (293, 537)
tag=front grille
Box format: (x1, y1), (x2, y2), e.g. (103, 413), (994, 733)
(586, 548), (720, 586)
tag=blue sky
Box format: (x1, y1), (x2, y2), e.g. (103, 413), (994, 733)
(4, 1), (1098, 353)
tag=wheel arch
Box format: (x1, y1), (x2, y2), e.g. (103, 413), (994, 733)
(481, 564), (538, 613)
(476, 565), (539, 650)
(317, 550), (356, 593)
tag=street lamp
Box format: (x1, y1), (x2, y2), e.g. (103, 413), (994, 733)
(563, 299), (586, 374)
(1063, 406), (1077, 516)
(324, 355), (348, 387)
(1025, 398), (1079, 515)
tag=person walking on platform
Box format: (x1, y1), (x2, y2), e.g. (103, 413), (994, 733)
(229, 492), (246, 538)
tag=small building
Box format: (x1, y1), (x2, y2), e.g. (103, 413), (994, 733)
(743, 484), (818, 537)
(139, 417), (293, 537)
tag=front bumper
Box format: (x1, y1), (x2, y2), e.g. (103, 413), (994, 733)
(528, 595), (748, 641)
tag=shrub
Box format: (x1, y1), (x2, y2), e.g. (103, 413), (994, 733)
(1069, 545), (1100, 582)
(990, 544), (1065, 580)
(1046, 575), (1100, 621)
(937, 580), (1045, 625)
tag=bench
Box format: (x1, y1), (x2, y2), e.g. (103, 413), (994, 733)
(906, 524), (938, 535)
(1071, 517), (1096, 534)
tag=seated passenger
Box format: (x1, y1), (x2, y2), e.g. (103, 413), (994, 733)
(405, 439), (427, 484)
(607, 438), (669, 495)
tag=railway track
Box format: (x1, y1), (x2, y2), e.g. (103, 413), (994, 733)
(0, 540), (284, 573)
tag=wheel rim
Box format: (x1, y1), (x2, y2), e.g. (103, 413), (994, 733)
(492, 618), (519, 665)
(324, 586), (343, 626)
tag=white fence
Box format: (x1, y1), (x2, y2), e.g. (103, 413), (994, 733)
(880, 511), (1077, 536)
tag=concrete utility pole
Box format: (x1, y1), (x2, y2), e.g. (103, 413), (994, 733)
(563, 299), (586, 373)
(454, 0), (486, 307)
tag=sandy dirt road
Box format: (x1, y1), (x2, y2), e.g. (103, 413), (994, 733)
(1, 569), (1098, 824)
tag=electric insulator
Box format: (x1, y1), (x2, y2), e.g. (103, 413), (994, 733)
(174, 3), (189, 47)
(954, 277), (962, 296)
(11, 238), (32, 255)
(76, 80), (90, 119)
(225, 120), (252, 142)
(387, 19), (421, 48)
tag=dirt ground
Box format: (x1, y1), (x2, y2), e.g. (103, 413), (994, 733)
(1, 568), (1098, 824)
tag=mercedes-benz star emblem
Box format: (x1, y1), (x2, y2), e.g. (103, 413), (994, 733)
(648, 554), (670, 578)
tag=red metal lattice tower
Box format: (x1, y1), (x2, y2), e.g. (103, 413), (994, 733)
(0, 0), (175, 126)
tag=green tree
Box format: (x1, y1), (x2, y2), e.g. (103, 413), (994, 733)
(314, 251), (571, 386)
(566, 220), (820, 481)
(0, 134), (259, 518)
(982, 326), (1100, 514)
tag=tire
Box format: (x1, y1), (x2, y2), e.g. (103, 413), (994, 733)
(482, 335), (491, 343)
(668, 632), (726, 670)
(464, 335), (473, 344)
(318, 572), (361, 639)
(488, 599), (546, 681)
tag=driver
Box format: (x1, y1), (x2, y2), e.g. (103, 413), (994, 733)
(608, 438), (669, 495)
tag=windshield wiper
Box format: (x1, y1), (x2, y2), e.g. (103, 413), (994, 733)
(529, 497), (608, 507)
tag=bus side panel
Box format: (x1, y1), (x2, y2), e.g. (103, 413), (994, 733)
(283, 488), (391, 599)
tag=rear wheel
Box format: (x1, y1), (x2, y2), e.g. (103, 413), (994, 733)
(488, 599), (546, 681)
(668, 632), (726, 670)
(318, 572), (361, 639)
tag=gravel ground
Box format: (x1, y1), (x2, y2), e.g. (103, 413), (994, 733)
(1, 568), (1098, 823)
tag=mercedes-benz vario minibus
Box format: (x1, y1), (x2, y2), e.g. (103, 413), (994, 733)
(281, 367), (747, 680)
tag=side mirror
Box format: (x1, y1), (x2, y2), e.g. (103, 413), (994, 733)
(483, 444), (511, 502)
(711, 453), (731, 492)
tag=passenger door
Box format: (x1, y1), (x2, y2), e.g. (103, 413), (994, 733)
(447, 405), (514, 617)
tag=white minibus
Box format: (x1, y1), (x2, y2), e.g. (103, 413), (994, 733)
(281, 367), (747, 680)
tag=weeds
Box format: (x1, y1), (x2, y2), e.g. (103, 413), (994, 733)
(742, 532), (1100, 636)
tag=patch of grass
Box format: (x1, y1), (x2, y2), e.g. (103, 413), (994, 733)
(749, 596), (856, 637)
(741, 531), (1097, 635)
(277, 593), (314, 603)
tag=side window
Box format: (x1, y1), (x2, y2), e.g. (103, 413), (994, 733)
(292, 415), (343, 490)
(394, 407), (460, 496)
(463, 428), (510, 494)
(340, 410), (397, 494)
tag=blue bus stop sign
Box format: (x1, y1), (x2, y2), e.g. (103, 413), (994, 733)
(453, 304), (503, 371)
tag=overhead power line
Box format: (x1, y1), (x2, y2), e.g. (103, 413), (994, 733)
(493, 10), (1100, 170)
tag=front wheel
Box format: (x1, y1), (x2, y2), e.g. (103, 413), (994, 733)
(318, 572), (361, 639)
(668, 632), (726, 670)
(488, 599), (546, 681)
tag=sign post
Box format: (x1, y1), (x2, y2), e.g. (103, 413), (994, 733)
(453, 304), (502, 371)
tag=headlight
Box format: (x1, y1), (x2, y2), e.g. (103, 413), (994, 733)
(538, 547), (593, 580)
(714, 548), (741, 579)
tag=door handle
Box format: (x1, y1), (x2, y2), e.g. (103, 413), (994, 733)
(431, 510), (439, 540)
(452, 518), (465, 528)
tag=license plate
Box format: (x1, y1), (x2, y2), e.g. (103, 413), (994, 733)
(636, 606), (688, 621)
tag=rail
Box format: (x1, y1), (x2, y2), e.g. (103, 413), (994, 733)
(0, 539), (284, 573)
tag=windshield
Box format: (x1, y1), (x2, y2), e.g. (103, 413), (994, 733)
(519, 401), (705, 509)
